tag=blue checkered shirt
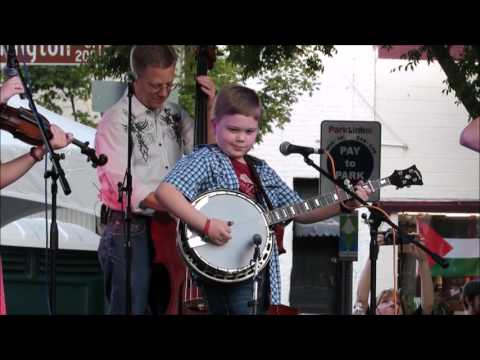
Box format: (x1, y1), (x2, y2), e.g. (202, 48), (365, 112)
(163, 145), (303, 305)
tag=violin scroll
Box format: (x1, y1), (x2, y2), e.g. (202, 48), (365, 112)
(74, 139), (108, 168)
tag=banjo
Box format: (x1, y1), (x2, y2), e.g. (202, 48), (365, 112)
(178, 165), (423, 283)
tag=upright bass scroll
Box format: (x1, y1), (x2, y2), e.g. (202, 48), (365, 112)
(194, 45), (217, 146)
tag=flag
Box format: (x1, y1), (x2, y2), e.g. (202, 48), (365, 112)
(417, 218), (453, 267)
(417, 218), (480, 277)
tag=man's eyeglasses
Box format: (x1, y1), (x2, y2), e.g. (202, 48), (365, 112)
(149, 82), (178, 93)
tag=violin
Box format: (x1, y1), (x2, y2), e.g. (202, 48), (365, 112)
(0, 103), (107, 168)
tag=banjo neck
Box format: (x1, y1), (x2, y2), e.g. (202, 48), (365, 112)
(264, 178), (390, 226)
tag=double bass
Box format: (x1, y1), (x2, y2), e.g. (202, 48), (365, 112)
(149, 46), (216, 314)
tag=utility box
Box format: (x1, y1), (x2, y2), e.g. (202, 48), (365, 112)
(1, 245), (105, 315)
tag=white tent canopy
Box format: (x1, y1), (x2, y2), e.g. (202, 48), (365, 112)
(1, 218), (99, 251)
(1, 96), (101, 250)
(1, 95), (101, 218)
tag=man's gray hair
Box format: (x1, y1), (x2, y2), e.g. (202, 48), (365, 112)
(129, 45), (177, 78)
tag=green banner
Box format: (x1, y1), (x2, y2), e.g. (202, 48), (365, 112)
(431, 258), (480, 277)
(339, 214), (358, 261)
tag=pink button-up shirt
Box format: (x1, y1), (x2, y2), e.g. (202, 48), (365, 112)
(95, 93), (194, 215)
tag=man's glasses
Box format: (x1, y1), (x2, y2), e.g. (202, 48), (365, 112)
(148, 82), (178, 93)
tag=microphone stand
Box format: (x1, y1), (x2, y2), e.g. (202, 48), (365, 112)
(361, 207), (382, 314)
(5, 45), (71, 315)
(248, 234), (262, 315)
(117, 79), (134, 315)
(299, 153), (448, 315)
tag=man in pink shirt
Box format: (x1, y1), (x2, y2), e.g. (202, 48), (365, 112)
(95, 46), (215, 314)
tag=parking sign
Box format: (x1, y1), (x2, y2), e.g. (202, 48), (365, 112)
(320, 121), (381, 201)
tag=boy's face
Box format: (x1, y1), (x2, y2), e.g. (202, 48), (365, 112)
(213, 113), (259, 161)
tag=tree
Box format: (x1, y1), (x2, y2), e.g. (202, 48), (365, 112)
(26, 65), (97, 127)
(86, 45), (337, 141)
(388, 45), (480, 121)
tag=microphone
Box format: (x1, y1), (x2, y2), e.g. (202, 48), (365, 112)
(279, 141), (324, 156)
(3, 45), (25, 100)
(252, 234), (262, 262)
(126, 72), (136, 97)
(3, 45), (19, 78)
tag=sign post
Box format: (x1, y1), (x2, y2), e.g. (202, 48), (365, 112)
(320, 120), (381, 201)
(339, 214), (358, 261)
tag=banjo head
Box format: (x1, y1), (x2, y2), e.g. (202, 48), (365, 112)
(178, 190), (273, 283)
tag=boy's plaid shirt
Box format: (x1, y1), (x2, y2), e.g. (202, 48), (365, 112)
(163, 145), (303, 304)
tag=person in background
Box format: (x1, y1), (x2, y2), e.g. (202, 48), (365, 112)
(462, 279), (480, 315)
(459, 116), (480, 152)
(95, 46), (216, 314)
(353, 233), (434, 315)
(1, 76), (73, 315)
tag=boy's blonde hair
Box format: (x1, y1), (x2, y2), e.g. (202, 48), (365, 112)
(214, 85), (262, 123)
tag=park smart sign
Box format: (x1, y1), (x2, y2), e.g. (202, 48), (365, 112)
(320, 120), (381, 201)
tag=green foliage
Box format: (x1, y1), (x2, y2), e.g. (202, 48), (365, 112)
(223, 45), (336, 140)
(85, 45), (337, 142)
(86, 45), (132, 81)
(177, 46), (242, 120)
(386, 45), (480, 120)
(26, 65), (98, 127)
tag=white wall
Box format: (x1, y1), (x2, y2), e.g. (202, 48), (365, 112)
(375, 57), (478, 201)
(249, 45), (479, 306)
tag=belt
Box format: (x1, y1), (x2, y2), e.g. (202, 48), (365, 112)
(101, 204), (151, 224)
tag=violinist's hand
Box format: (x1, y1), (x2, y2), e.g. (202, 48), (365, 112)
(29, 124), (74, 161)
(49, 124), (74, 150)
(0, 76), (25, 104)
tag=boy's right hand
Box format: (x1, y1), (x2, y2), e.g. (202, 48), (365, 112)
(206, 219), (233, 246)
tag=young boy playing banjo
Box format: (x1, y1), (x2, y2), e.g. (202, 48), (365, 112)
(155, 84), (371, 315)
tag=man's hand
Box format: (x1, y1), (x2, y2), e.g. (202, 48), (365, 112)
(196, 75), (216, 101)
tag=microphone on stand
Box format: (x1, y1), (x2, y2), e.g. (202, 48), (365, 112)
(3, 45), (20, 77)
(3, 45), (25, 99)
(279, 141), (324, 156)
(252, 234), (262, 246)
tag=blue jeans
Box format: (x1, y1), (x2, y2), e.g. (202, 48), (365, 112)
(98, 211), (152, 314)
(196, 270), (269, 315)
